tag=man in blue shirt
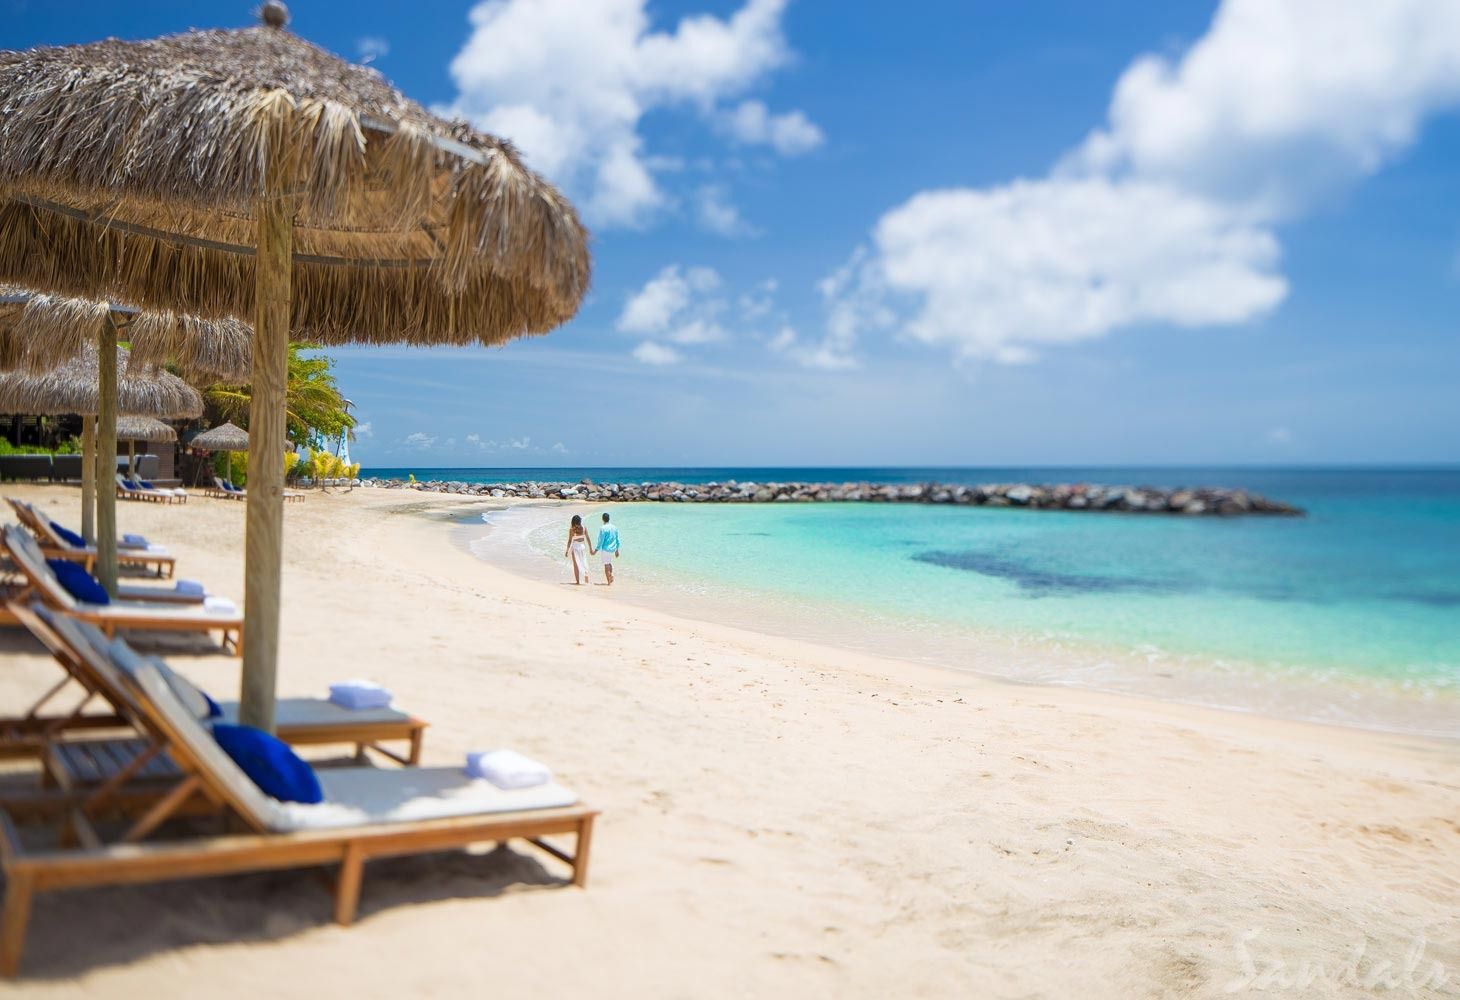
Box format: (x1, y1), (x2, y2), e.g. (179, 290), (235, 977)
(597, 512), (621, 585)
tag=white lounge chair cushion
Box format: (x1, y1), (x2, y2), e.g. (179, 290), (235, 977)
(213, 698), (413, 728)
(274, 767), (579, 831)
(78, 599), (241, 623)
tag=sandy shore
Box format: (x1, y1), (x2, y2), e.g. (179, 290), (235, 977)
(1, 483), (1457, 998)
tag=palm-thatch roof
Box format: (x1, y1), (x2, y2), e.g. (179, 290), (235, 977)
(188, 421), (249, 452)
(0, 5), (592, 345)
(0, 286), (252, 381)
(0, 343), (203, 418)
(115, 415), (177, 442)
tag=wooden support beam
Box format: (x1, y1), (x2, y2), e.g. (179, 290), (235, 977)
(239, 173), (293, 734)
(79, 415), (95, 544)
(94, 319), (119, 597)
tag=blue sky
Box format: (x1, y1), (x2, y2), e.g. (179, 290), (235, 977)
(8, 0), (1460, 467)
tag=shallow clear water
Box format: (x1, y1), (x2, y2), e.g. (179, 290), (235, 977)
(450, 467), (1460, 736)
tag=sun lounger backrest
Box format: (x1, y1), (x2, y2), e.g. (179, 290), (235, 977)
(102, 641), (287, 833)
(1, 526), (77, 610)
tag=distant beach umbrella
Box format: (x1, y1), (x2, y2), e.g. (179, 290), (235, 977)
(115, 415), (178, 478)
(189, 422), (250, 453)
(188, 421), (251, 492)
(0, 344), (202, 583)
(0, 2), (591, 731)
(115, 415), (178, 443)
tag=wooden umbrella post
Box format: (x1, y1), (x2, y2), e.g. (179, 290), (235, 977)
(80, 414), (96, 543)
(239, 173), (293, 733)
(94, 318), (119, 597)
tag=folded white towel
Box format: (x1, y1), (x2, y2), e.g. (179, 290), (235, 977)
(144, 543), (168, 554)
(329, 680), (393, 710)
(202, 596), (237, 613)
(465, 749), (552, 789)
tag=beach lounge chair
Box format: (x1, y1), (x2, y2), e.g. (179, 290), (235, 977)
(6, 498), (178, 579)
(209, 476), (244, 500)
(4, 602), (427, 766)
(0, 618), (595, 977)
(115, 475), (183, 505)
(1, 527), (242, 655)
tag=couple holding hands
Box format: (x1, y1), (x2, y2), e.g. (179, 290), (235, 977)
(565, 512), (621, 586)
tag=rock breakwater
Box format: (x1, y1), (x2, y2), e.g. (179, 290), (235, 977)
(364, 478), (1302, 516)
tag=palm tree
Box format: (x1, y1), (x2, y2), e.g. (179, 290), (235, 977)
(204, 345), (355, 445)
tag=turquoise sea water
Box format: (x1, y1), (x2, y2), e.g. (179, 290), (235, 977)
(448, 468), (1460, 735)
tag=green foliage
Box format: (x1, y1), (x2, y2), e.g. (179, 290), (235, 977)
(204, 345), (356, 446)
(0, 436), (82, 456)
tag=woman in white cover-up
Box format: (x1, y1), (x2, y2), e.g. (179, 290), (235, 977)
(564, 513), (595, 585)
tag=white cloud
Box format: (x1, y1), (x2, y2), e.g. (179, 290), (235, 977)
(857, 178), (1287, 362)
(448, 0), (819, 228)
(552, 442), (569, 455)
(695, 184), (756, 237)
(633, 341), (684, 366)
(721, 100), (823, 155)
(403, 432), (436, 450)
(352, 421), (373, 439)
(738, 278), (778, 321)
(356, 36), (389, 63)
(617, 265), (728, 346)
(824, 0), (1460, 365)
(767, 324), (858, 371)
(1065, 0), (1460, 217)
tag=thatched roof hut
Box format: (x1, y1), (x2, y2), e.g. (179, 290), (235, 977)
(0, 6), (591, 345)
(0, 343), (202, 418)
(115, 415), (178, 443)
(0, 287), (252, 381)
(189, 421), (249, 452)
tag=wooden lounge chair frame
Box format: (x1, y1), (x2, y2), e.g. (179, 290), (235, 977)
(1, 528), (241, 656)
(7, 498), (177, 579)
(0, 621), (596, 978)
(3, 602), (426, 766)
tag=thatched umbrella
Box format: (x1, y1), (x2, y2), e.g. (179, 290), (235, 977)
(1, 288), (253, 383)
(0, 286), (250, 582)
(0, 345), (202, 590)
(189, 422), (250, 489)
(0, 3), (591, 730)
(116, 415), (177, 477)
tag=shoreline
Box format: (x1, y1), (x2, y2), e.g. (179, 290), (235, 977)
(453, 497), (1460, 742)
(0, 484), (1455, 996)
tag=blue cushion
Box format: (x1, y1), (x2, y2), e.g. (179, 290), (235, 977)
(140, 480), (157, 489)
(212, 724), (322, 804)
(46, 559), (109, 605)
(123, 533), (149, 547)
(49, 522), (87, 548)
(203, 690), (223, 719)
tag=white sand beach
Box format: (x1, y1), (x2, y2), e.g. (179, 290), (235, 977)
(1, 484), (1457, 998)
